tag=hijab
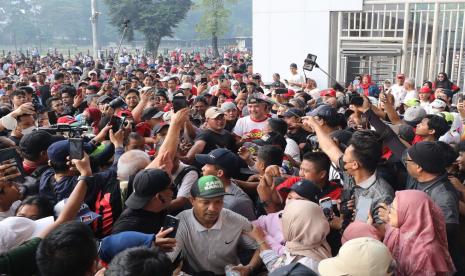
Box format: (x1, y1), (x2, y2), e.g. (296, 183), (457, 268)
(360, 74), (373, 90)
(282, 200), (332, 261)
(383, 190), (455, 276)
(341, 221), (382, 245)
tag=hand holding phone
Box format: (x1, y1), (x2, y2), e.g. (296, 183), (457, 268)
(319, 197), (334, 220)
(69, 138), (84, 160)
(162, 215), (180, 238)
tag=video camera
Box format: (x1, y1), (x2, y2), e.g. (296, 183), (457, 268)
(38, 124), (91, 138)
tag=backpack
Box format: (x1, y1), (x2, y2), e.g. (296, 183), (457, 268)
(92, 177), (123, 238)
(173, 165), (201, 193)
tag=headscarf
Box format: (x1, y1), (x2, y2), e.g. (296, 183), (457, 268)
(341, 221), (382, 245)
(85, 107), (102, 134)
(383, 190), (455, 276)
(360, 74), (373, 90)
(230, 80), (240, 95)
(282, 200), (332, 261)
(435, 72), (454, 90)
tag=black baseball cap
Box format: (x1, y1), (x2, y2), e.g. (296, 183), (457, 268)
(153, 123), (169, 135)
(279, 179), (320, 203)
(195, 148), (240, 177)
(97, 95), (112, 105)
(141, 107), (164, 121)
(125, 169), (171, 209)
(283, 108), (305, 118)
(308, 104), (338, 118)
(20, 130), (64, 158)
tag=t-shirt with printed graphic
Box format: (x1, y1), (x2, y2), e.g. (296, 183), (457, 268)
(232, 116), (268, 141)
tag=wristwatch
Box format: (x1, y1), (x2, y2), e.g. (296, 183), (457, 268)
(77, 175), (94, 184)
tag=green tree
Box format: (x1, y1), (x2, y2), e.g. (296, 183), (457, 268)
(195, 0), (237, 58)
(104, 0), (192, 55)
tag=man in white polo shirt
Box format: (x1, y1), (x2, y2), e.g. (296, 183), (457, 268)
(169, 175), (261, 275)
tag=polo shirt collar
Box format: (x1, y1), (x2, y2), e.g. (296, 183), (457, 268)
(192, 210), (223, 232)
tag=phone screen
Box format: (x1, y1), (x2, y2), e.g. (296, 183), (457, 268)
(163, 215), (180, 238)
(0, 148), (25, 182)
(109, 116), (122, 133)
(355, 196), (373, 222)
(69, 138), (84, 160)
(319, 197), (334, 219)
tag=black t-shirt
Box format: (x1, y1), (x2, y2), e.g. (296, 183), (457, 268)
(112, 208), (166, 234)
(287, 128), (310, 145)
(195, 129), (237, 154)
(224, 119), (237, 132)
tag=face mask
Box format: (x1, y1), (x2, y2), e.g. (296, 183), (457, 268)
(22, 126), (36, 135)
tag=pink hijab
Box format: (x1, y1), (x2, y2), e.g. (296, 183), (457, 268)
(384, 190), (455, 276)
(341, 221), (382, 245)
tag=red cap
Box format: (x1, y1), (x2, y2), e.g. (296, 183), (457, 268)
(283, 89), (295, 98)
(57, 115), (77, 124)
(320, 88), (336, 97)
(117, 110), (133, 118)
(419, 87), (432, 94)
(396, 74), (405, 79)
(170, 67), (178, 73)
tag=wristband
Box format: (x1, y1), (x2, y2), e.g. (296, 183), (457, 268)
(77, 175), (94, 184)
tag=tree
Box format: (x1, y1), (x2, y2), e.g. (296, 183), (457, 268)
(195, 0), (237, 58)
(104, 0), (192, 55)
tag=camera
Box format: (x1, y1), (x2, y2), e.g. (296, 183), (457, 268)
(39, 124), (90, 138)
(306, 134), (320, 151)
(336, 92), (362, 108)
(109, 96), (127, 109)
(32, 98), (45, 113)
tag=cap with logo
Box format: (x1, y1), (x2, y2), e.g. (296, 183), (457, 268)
(54, 199), (100, 224)
(253, 132), (287, 150)
(125, 169), (172, 209)
(190, 175), (231, 198)
(47, 140), (93, 164)
(195, 148), (240, 177)
(205, 107), (224, 119)
(320, 89), (336, 98)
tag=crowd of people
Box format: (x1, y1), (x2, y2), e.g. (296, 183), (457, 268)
(0, 49), (464, 276)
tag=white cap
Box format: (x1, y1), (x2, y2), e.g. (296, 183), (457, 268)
(161, 76), (171, 82)
(0, 216), (54, 254)
(318, 237), (394, 276)
(180, 83), (192, 89)
(88, 70), (98, 77)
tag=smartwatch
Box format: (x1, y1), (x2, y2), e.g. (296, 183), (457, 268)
(77, 175), (94, 184)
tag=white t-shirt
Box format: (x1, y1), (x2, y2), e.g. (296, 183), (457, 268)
(232, 116), (268, 140)
(285, 138), (301, 163)
(403, 89), (419, 103)
(287, 73), (305, 91)
(390, 84), (406, 107)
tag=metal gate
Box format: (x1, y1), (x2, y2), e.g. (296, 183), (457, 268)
(334, 1), (465, 88)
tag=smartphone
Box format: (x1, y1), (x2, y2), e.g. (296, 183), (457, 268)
(200, 77), (208, 84)
(69, 138), (84, 160)
(109, 116), (122, 133)
(0, 148), (25, 181)
(163, 215), (180, 238)
(319, 197), (334, 220)
(172, 95), (188, 112)
(355, 196), (373, 222)
(119, 116), (127, 130)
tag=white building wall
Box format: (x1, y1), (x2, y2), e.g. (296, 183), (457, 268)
(253, 0), (363, 88)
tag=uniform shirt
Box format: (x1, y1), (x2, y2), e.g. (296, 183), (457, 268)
(232, 116), (268, 140)
(169, 208), (256, 275)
